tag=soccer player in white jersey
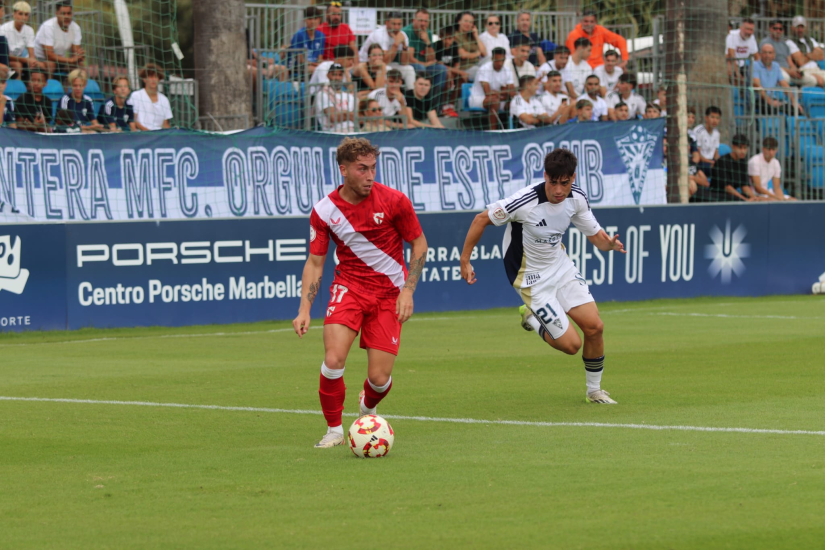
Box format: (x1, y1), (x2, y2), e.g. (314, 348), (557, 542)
(460, 149), (626, 404)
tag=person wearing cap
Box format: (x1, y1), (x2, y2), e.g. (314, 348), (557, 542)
(565, 10), (628, 69)
(290, 6), (326, 76)
(0, 65), (18, 128)
(310, 44), (355, 89)
(34, 0), (85, 77)
(1, 2), (43, 77)
(787, 15), (825, 88)
(314, 62), (357, 133)
(358, 11), (415, 90)
(317, 2), (357, 62)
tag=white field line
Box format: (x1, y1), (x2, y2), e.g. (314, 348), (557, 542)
(650, 312), (822, 320)
(1, 396), (824, 437)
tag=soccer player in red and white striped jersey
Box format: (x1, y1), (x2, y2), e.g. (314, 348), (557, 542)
(293, 137), (428, 448)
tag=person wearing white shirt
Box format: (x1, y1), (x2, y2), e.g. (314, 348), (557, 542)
(367, 68), (406, 128)
(576, 75), (608, 121)
(130, 64), (173, 131)
(314, 63), (357, 133)
(748, 137), (795, 200)
(511, 76), (554, 129)
(693, 106), (722, 175)
(786, 16), (825, 87)
(1, 2), (43, 75)
(593, 50), (623, 96)
(469, 49), (515, 129)
(538, 70), (569, 124)
(310, 45), (355, 88)
(505, 36), (536, 87)
(536, 46), (571, 93)
(726, 18), (758, 84)
(605, 73), (645, 120)
(33, 2), (85, 76)
(479, 14), (511, 66)
(565, 37), (594, 98)
(358, 12), (416, 89)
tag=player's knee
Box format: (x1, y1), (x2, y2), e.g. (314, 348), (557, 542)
(324, 354), (347, 370)
(368, 372), (390, 386)
(582, 319), (604, 339)
(558, 340), (580, 355)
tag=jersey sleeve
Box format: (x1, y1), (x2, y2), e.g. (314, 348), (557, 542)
(393, 193), (423, 243)
(309, 209), (331, 256)
(570, 195), (601, 236)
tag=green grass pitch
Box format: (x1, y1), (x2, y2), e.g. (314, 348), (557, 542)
(1, 295), (824, 549)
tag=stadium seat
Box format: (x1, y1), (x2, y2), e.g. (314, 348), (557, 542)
(803, 143), (824, 162)
(266, 79), (303, 128)
(43, 79), (65, 101)
(800, 86), (825, 111)
(4, 79), (27, 101)
(809, 168), (825, 189)
(818, 61), (825, 71)
(461, 83), (485, 112)
(718, 143), (731, 157)
(758, 116), (782, 137)
(84, 79), (105, 101)
(809, 105), (825, 119)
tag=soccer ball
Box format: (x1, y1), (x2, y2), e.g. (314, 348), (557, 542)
(348, 415), (394, 458)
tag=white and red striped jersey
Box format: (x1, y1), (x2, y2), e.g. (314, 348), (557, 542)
(310, 182), (423, 297)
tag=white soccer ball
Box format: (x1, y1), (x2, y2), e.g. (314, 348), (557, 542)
(348, 414), (394, 458)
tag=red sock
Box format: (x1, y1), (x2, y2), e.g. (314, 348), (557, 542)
(319, 372), (346, 427)
(363, 377), (392, 409)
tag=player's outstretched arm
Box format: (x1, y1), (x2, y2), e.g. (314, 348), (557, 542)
(587, 230), (627, 254)
(397, 233), (428, 324)
(460, 211), (494, 285)
(292, 253), (326, 338)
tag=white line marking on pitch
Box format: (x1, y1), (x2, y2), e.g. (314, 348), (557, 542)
(1, 396), (823, 437)
(650, 312), (822, 320)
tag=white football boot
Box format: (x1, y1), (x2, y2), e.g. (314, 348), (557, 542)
(585, 390), (618, 404)
(358, 390), (376, 417)
(314, 430), (345, 448)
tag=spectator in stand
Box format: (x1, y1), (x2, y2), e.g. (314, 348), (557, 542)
(131, 64), (173, 131)
(469, 47), (515, 129)
(310, 45), (355, 88)
(577, 74), (608, 121)
(606, 73), (645, 120)
(613, 101), (629, 121)
(1, 3), (43, 79)
(787, 16), (825, 88)
(539, 70), (570, 124)
(0, 6), (9, 69)
(567, 98), (593, 123)
(98, 76), (137, 132)
(653, 84), (667, 116)
(479, 14), (511, 66)
(367, 68), (406, 128)
(352, 43), (387, 99)
(317, 2), (357, 61)
(565, 38), (594, 98)
(759, 20), (806, 86)
(290, 6), (326, 77)
(359, 12), (415, 90)
(435, 25), (464, 116)
(403, 9), (448, 115)
(644, 102), (661, 119)
(507, 10), (546, 67)
(749, 136), (796, 201)
(726, 18), (759, 84)
(314, 62), (356, 133)
(505, 34), (536, 87)
(566, 10), (628, 69)
(14, 69), (51, 131)
(59, 68), (103, 132)
(34, 1), (85, 77)
(687, 106), (697, 139)
(688, 135), (710, 199)
(511, 75), (555, 128)
(694, 134), (758, 202)
(694, 105), (721, 177)
(0, 65), (17, 128)
(454, 11), (487, 82)
(536, 45), (570, 91)
(753, 43), (803, 115)
(358, 98), (392, 132)
(404, 72), (444, 129)
(594, 50), (623, 96)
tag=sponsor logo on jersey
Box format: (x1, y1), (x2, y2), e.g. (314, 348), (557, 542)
(536, 219), (548, 227)
(330, 216), (341, 225)
(0, 235), (30, 295)
(523, 272), (542, 287)
(327, 306), (336, 317)
(392, 337), (398, 344)
(534, 233), (563, 245)
(492, 207), (506, 220)
(614, 124), (658, 205)
(374, 212), (384, 225)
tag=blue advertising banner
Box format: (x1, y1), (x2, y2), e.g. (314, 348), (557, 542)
(0, 120), (666, 224)
(1, 202), (822, 332)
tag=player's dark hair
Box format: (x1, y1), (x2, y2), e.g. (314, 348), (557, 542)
(763, 136), (779, 149)
(574, 37), (592, 49)
(732, 133), (749, 147)
(492, 47), (507, 58)
(706, 105), (722, 116)
(544, 149), (578, 180)
(337, 137), (381, 165)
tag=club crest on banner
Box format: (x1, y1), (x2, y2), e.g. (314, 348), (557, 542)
(0, 235), (30, 295)
(614, 124), (659, 205)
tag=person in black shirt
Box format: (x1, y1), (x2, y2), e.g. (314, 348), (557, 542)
(404, 72), (444, 128)
(693, 134), (759, 202)
(435, 25), (464, 115)
(14, 69), (52, 131)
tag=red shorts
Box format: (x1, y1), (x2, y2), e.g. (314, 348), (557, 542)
(323, 281), (401, 355)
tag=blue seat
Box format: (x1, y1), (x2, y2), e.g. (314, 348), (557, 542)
(809, 105), (825, 119)
(43, 79), (65, 101)
(799, 135), (818, 151)
(461, 83), (485, 112)
(84, 79), (105, 101)
(4, 79), (27, 100)
(266, 80), (303, 128)
(810, 168), (825, 189)
(818, 61), (825, 71)
(800, 86), (825, 111)
(758, 116), (782, 136)
(803, 143), (824, 162)
(718, 143), (731, 157)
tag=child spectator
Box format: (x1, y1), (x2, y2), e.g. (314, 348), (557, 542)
(59, 68), (103, 132)
(693, 106), (721, 178)
(98, 76), (137, 131)
(511, 75), (554, 128)
(131, 63), (173, 131)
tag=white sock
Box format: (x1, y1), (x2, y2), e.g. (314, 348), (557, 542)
(327, 425), (344, 435)
(583, 355), (605, 393)
(368, 376), (392, 393)
(321, 362), (344, 379)
(526, 314), (541, 332)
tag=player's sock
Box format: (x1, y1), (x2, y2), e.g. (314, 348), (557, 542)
(362, 376), (392, 410)
(583, 355), (605, 393)
(319, 362), (346, 429)
(526, 315), (541, 332)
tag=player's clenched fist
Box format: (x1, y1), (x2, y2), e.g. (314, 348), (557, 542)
(460, 260), (476, 285)
(293, 312), (311, 338)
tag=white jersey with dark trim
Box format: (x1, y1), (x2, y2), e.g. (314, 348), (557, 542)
(487, 183), (601, 288)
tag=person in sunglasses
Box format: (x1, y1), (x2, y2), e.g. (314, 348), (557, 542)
(479, 14), (511, 66)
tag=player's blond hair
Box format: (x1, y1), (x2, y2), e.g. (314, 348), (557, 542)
(68, 68), (88, 85)
(336, 137), (381, 165)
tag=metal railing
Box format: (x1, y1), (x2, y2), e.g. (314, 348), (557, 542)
(160, 79), (199, 129)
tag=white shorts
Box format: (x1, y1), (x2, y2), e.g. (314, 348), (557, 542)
(515, 267), (594, 340)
